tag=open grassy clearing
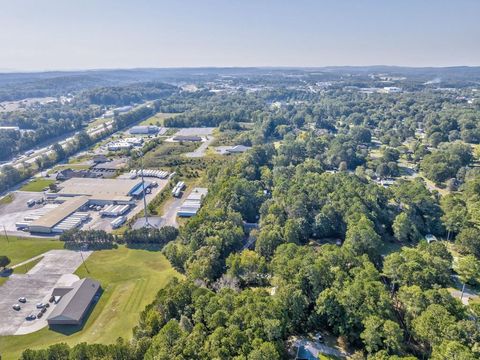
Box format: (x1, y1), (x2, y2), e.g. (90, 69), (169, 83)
(140, 112), (181, 126)
(11, 256), (44, 275)
(0, 246), (181, 360)
(87, 117), (110, 129)
(0, 193), (14, 205)
(19, 178), (55, 192)
(0, 236), (64, 266)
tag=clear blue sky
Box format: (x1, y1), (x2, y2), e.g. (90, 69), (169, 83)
(1, 0), (479, 71)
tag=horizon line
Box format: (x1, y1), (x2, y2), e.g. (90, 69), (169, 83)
(1, 64), (480, 74)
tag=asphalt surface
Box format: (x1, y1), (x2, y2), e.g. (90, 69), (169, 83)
(0, 191), (46, 234)
(184, 136), (215, 158)
(0, 250), (91, 336)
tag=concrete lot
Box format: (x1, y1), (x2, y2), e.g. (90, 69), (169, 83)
(0, 250), (91, 336)
(174, 127), (215, 136)
(184, 136), (215, 158)
(0, 191), (45, 233)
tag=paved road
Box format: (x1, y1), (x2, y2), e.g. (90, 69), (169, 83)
(451, 275), (479, 305)
(185, 136), (215, 158)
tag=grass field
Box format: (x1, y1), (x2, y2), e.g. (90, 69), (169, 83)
(0, 193), (14, 205)
(19, 178), (55, 192)
(140, 112), (180, 126)
(0, 246), (181, 359)
(50, 163), (92, 173)
(0, 236), (64, 266)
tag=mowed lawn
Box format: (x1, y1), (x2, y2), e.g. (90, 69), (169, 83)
(0, 246), (181, 359)
(0, 236), (64, 266)
(140, 112), (180, 126)
(19, 178), (55, 192)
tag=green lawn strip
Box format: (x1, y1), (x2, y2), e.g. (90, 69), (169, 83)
(0, 246), (181, 359)
(0, 236), (63, 266)
(139, 112), (180, 126)
(11, 256), (44, 275)
(0, 193), (14, 205)
(20, 179), (55, 192)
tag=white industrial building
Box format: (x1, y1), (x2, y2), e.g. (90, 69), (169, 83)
(25, 178), (155, 234)
(129, 125), (160, 135)
(177, 188), (208, 217)
(107, 141), (132, 151)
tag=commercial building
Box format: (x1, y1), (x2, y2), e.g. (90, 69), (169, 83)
(56, 169), (99, 181)
(56, 178), (147, 204)
(0, 126), (20, 132)
(173, 135), (202, 142)
(47, 278), (101, 326)
(107, 141), (132, 151)
(177, 188), (208, 217)
(129, 125), (160, 135)
(28, 196), (90, 234)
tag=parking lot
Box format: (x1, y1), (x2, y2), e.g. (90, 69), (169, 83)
(0, 191), (46, 235)
(0, 250), (91, 335)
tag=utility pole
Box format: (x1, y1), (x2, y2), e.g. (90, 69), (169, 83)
(138, 150), (150, 228)
(3, 225), (8, 243)
(80, 251), (89, 274)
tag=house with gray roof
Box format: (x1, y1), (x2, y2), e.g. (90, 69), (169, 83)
(47, 278), (101, 326)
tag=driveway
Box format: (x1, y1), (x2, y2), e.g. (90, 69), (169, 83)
(185, 136), (215, 158)
(0, 250), (91, 336)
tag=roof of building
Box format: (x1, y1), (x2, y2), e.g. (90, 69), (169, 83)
(173, 135), (202, 142)
(226, 145), (251, 153)
(48, 278), (100, 323)
(57, 178), (141, 199)
(30, 196), (89, 229)
(130, 125), (159, 133)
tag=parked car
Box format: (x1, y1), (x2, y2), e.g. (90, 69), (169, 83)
(36, 303), (45, 309)
(18, 297), (27, 303)
(26, 314), (36, 321)
(44, 302), (50, 308)
(37, 312), (43, 318)
(49, 295), (55, 303)
(41, 307), (47, 313)
(12, 304), (21, 311)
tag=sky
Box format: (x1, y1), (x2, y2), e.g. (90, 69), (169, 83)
(0, 0), (479, 71)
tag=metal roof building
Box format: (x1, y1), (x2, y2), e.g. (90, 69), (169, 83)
(47, 278), (101, 326)
(28, 196), (89, 234)
(57, 178), (143, 203)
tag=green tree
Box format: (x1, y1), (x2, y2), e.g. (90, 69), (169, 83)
(361, 316), (403, 355)
(343, 216), (382, 259)
(0, 255), (11, 269)
(247, 341), (280, 360)
(455, 228), (480, 258)
(392, 213), (419, 243)
(412, 304), (457, 348)
(431, 340), (477, 360)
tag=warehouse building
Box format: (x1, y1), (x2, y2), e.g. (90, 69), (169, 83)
(177, 188), (208, 217)
(27, 178), (156, 233)
(47, 278), (101, 326)
(56, 178), (148, 204)
(129, 125), (159, 134)
(28, 196), (90, 233)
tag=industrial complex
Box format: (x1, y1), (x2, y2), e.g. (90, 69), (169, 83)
(18, 177), (160, 234)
